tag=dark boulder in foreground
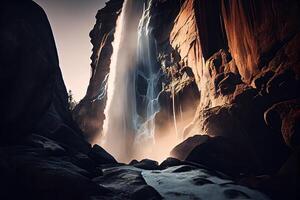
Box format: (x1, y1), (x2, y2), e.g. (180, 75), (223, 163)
(0, 135), (110, 200)
(184, 136), (259, 177)
(170, 135), (210, 160)
(0, 1), (118, 199)
(171, 135), (262, 177)
(130, 159), (160, 170)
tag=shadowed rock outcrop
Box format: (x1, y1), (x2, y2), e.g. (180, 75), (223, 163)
(73, 0), (124, 141)
(0, 1), (117, 199)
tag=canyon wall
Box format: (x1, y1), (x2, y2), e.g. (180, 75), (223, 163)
(75, 0), (299, 172)
(1, 0), (298, 198)
(73, 0), (124, 141)
(170, 0), (300, 178)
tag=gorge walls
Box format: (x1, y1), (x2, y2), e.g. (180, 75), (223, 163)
(2, 1), (299, 199)
(74, 0), (300, 166)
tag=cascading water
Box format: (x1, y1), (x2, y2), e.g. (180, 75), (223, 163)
(102, 0), (161, 162)
(133, 0), (162, 155)
(102, 0), (144, 162)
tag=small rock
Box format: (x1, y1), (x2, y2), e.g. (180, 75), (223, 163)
(159, 157), (182, 169)
(133, 159), (160, 170)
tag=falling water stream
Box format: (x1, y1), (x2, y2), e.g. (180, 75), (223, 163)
(133, 0), (162, 154)
(102, 0), (162, 162)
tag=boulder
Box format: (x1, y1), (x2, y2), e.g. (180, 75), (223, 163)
(93, 167), (162, 199)
(170, 135), (210, 160)
(89, 144), (117, 165)
(0, 135), (108, 200)
(185, 136), (260, 177)
(159, 157), (182, 169)
(132, 159), (160, 170)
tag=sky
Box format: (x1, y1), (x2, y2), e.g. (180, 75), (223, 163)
(34, 0), (107, 101)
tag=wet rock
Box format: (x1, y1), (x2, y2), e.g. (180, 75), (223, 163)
(172, 165), (197, 173)
(94, 167), (162, 199)
(159, 157), (182, 169)
(132, 159), (160, 170)
(192, 177), (213, 186)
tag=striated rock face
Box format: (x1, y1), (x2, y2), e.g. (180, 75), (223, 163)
(170, 0), (299, 180)
(222, 0), (300, 84)
(73, 0), (124, 141)
(169, 0), (300, 136)
(87, 0), (124, 99)
(170, 0), (203, 90)
(167, 0), (300, 197)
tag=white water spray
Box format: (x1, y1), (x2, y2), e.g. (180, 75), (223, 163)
(133, 0), (162, 151)
(102, 0), (144, 162)
(102, 0), (162, 162)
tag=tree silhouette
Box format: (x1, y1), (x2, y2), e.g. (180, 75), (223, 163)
(67, 90), (77, 111)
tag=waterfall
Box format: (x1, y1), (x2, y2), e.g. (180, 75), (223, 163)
(133, 0), (162, 154)
(171, 81), (179, 139)
(102, 0), (162, 162)
(102, 0), (144, 162)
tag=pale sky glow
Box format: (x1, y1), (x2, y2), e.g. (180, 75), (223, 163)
(34, 0), (107, 101)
